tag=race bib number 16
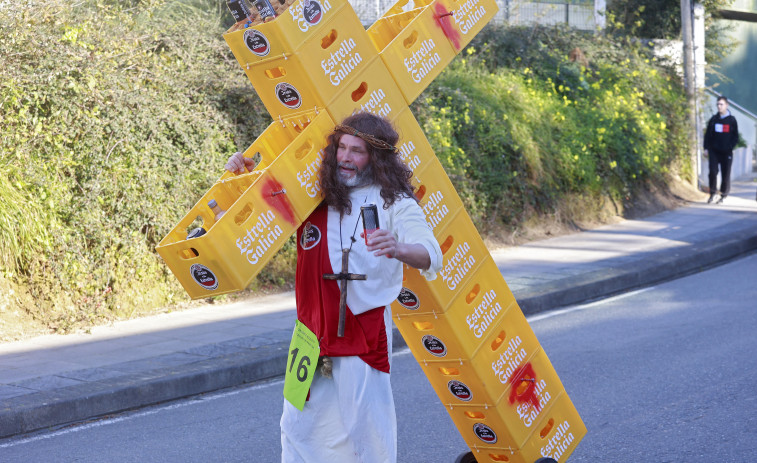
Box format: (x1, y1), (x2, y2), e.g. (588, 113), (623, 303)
(283, 321), (320, 411)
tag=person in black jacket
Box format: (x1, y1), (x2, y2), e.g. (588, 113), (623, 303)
(703, 96), (739, 204)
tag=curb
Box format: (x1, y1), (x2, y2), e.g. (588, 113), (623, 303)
(0, 343), (289, 438)
(516, 227), (757, 314)
(1, 227), (756, 438)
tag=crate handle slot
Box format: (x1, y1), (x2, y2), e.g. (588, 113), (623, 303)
(539, 418), (555, 439)
(351, 82), (368, 102)
(388, 0), (411, 15)
(465, 283), (480, 304)
(265, 66), (287, 79)
(249, 151), (263, 171)
(412, 321), (433, 330)
(295, 139), (314, 160)
(440, 235), (454, 255)
(488, 454), (509, 462)
(490, 330), (506, 351)
(514, 375), (535, 398)
(321, 29), (338, 49)
(403, 30), (418, 49)
(234, 203), (254, 226)
(438, 367), (459, 376)
(179, 248), (199, 259)
(464, 411), (485, 419)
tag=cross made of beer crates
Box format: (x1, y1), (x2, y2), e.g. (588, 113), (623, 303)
(156, 0), (586, 460)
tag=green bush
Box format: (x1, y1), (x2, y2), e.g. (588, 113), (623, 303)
(413, 24), (689, 232)
(0, 0), (284, 332)
(0, 3), (690, 337)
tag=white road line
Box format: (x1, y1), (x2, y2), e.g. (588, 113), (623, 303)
(0, 378), (284, 449)
(0, 287), (652, 448)
(526, 287), (654, 323)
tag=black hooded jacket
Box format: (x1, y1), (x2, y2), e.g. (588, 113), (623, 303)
(704, 112), (739, 154)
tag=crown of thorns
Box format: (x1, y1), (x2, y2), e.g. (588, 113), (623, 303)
(334, 124), (398, 153)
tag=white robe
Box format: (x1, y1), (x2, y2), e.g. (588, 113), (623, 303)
(327, 185), (441, 316)
(281, 185), (442, 463)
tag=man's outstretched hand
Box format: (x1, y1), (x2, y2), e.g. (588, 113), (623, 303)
(225, 151), (256, 175)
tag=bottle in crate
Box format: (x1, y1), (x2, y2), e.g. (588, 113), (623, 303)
(253, 0), (278, 19)
(208, 199), (227, 221)
(227, 0), (255, 24)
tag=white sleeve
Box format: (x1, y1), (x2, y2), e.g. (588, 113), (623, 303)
(388, 195), (443, 281)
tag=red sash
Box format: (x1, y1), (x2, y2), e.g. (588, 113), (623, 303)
(295, 204), (389, 373)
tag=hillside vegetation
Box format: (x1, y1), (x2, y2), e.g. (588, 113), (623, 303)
(0, 0), (689, 340)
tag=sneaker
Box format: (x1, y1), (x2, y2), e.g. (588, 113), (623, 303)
(716, 195), (726, 204)
(707, 194), (716, 203)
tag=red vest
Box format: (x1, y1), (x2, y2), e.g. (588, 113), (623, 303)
(295, 204), (390, 373)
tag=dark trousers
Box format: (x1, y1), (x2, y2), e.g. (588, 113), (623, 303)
(708, 150), (733, 196)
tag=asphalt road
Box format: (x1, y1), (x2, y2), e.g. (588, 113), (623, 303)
(1, 252), (756, 462)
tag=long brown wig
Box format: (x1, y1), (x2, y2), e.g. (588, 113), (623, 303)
(320, 112), (415, 216)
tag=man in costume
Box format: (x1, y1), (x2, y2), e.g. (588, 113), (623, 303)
(225, 112), (443, 462)
(704, 95), (739, 204)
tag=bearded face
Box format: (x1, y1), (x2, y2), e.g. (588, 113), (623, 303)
(337, 161), (374, 187)
(335, 134), (374, 188)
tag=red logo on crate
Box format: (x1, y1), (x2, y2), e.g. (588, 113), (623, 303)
(396, 287), (419, 310)
(434, 2), (461, 50)
(422, 334), (447, 357)
(303, 0), (324, 25)
(300, 222), (321, 250)
(473, 423), (497, 444)
(275, 83), (303, 109)
(508, 362), (541, 411)
(190, 263), (219, 290)
(447, 380), (472, 401)
(243, 29), (270, 57)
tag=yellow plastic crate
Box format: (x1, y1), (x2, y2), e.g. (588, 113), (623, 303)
(394, 259), (523, 357)
(324, 56), (407, 124)
(407, 302), (542, 405)
(218, 110), (329, 182)
(443, 348), (571, 449)
(255, 110), (334, 222)
(438, 0), (498, 52)
(410, 157), (466, 237)
(458, 394), (586, 462)
(517, 394), (586, 462)
(394, 107), (440, 178)
(367, 0), (458, 104)
(401, 211), (489, 310)
(393, 255), (503, 316)
(242, 8), (375, 119)
(156, 169), (299, 299)
(224, 0), (351, 68)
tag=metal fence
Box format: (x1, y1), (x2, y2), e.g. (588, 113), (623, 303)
(347, 0), (601, 30)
